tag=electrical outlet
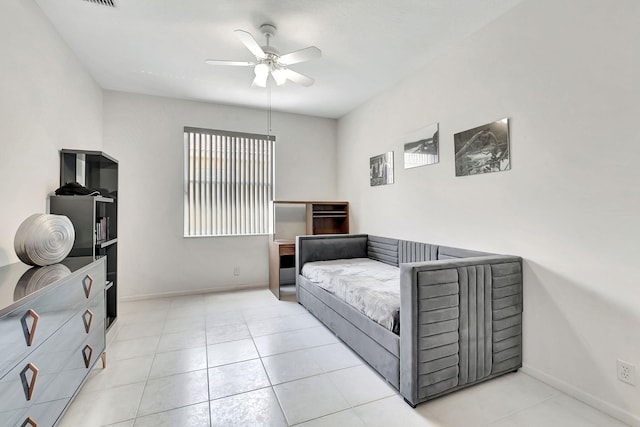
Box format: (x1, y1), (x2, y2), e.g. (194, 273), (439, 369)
(617, 360), (636, 385)
(233, 266), (240, 276)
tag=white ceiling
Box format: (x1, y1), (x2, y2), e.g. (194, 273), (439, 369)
(35, 0), (524, 119)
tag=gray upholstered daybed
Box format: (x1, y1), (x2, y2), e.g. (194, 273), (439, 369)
(295, 234), (523, 407)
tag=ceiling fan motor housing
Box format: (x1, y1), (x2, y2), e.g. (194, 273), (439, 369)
(259, 23), (277, 38)
(257, 23), (282, 70)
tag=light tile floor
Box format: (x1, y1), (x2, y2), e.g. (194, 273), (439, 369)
(59, 288), (629, 427)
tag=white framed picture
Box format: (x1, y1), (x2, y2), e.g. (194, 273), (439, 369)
(454, 118), (510, 177)
(403, 123), (439, 169)
(370, 151), (394, 186)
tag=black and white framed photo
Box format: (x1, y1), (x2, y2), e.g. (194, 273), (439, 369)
(370, 151), (394, 186)
(403, 123), (439, 169)
(454, 118), (510, 177)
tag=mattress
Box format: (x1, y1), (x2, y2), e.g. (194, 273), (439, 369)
(301, 258), (400, 334)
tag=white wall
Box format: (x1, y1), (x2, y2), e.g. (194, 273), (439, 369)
(0, 0), (103, 267)
(337, 0), (640, 424)
(102, 91), (337, 299)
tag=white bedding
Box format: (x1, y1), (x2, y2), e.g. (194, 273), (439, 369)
(301, 258), (400, 333)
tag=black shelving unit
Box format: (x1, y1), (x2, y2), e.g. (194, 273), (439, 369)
(50, 150), (119, 330)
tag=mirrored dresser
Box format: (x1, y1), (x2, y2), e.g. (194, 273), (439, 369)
(0, 257), (106, 427)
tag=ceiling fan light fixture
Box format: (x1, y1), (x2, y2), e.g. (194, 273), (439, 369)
(271, 68), (287, 86)
(252, 63), (269, 87)
(208, 23), (320, 88)
(253, 63), (269, 87)
(254, 63), (269, 78)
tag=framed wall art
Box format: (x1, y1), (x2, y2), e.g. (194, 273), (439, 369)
(403, 123), (439, 169)
(454, 118), (510, 177)
(370, 151), (394, 186)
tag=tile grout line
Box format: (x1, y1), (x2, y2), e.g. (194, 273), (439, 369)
(132, 301), (211, 423)
(204, 315), (213, 427)
(252, 330), (291, 425)
(130, 311), (168, 424)
(248, 323), (324, 339)
(89, 293), (372, 425)
(243, 308), (311, 426)
(283, 365), (396, 426)
(254, 338), (343, 359)
(478, 394), (559, 427)
(119, 294), (364, 426)
(287, 394), (395, 426)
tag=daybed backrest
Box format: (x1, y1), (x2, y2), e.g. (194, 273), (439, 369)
(399, 240), (438, 263)
(437, 245), (493, 260)
(367, 235), (399, 266)
(297, 235), (368, 268)
(368, 236), (494, 265)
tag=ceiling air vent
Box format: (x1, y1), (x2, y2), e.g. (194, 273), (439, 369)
(83, 0), (117, 7)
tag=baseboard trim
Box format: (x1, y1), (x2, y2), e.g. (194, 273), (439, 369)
(119, 282), (268, 302)
(521, 364), (640, 427)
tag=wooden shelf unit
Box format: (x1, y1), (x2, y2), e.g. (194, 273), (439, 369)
(307, 202), (350, 235)
(269, 201), (349, 299)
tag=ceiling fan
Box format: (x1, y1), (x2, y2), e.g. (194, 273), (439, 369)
(206, 23), (321, 88)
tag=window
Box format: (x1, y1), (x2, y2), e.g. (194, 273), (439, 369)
(184, 127), (275, 237)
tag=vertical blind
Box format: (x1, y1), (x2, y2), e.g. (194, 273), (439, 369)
(184, 127), (275, 236)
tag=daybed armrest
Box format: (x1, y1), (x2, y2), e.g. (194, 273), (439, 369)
(399, 255), (523, 406)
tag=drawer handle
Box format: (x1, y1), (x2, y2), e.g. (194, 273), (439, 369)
(82, 309), (94, 333)
(82, 344), (94, 368)
(20, 363), (39, 401)
(20, 309), (40, 346)
(82, 275), (94, 299)
(21, 418), (37, 427)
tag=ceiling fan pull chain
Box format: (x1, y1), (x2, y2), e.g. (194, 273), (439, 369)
(267, 83), (272, 135)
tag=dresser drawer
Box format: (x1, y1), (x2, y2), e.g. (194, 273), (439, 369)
(0, 296), (104, 414)
(279, 244), (295, 256)
(33, 328), (105, 419)
(0, 399), (68, 427)
(0, 261), (105, 376)
(39, 319), (105, 404)
(57, 318), (105, 398)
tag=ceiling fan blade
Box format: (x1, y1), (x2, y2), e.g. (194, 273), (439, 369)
(278, 46), (321, 65)
(281, 69), (315, 87)
(234, 29), (266, 59)
(205, 59), (255, 67)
